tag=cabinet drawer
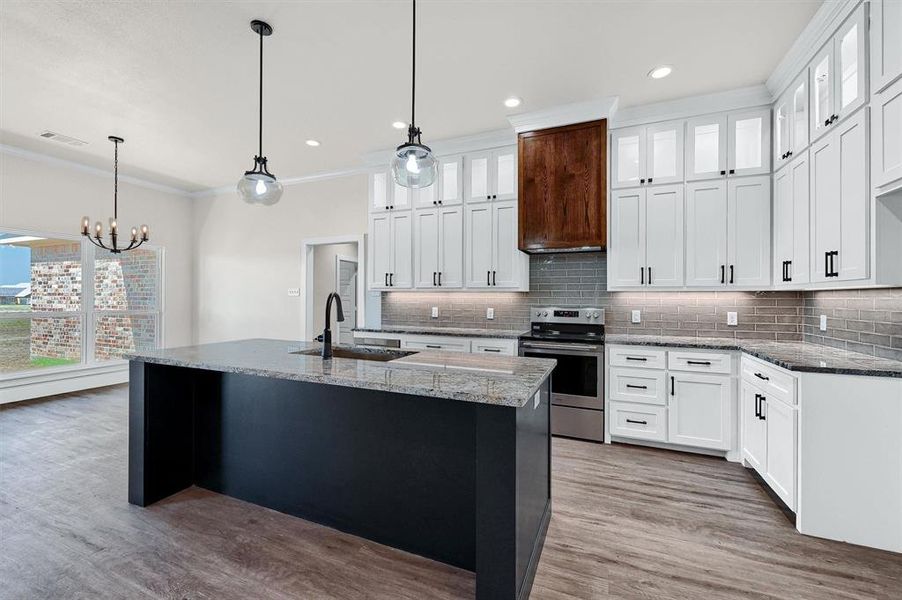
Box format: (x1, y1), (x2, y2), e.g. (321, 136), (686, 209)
(668, 350), (732, 374)
(471, 339), (516, 356)
(609, 402), (667, 442)
(609, 367), (666, 406)
(607, 346), (666, 369)
(551, 405), (604, 442)
(741, 355), (796, 405)
(402, 335), (471, 353)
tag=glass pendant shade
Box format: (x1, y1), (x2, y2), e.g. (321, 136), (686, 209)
(238, 171), (283, 206)
(391, 143), (438, 188)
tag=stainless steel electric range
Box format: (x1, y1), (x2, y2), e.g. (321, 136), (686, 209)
(518, 307), (604, 442)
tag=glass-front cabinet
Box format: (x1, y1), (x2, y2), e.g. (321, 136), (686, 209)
(611, 127), (644, 188)
(687, 109), (769, 181)
(810, 2), (867, 142)
(774, 75), (809, 172)
(611, 120), (684, 188)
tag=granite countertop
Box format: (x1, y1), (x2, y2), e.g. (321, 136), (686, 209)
(127, 339), (555, 408)
(353, 326), (528, 339)
(604, 334), (902, 378)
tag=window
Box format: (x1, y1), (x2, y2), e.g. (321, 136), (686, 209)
(0, 230), (162, 376)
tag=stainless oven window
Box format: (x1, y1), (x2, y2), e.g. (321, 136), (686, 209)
(522, 351), (599, 398)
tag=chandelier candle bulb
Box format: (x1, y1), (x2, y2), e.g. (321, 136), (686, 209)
(81, 217), (90, 235)
(130, 227), (138, 242)
(94, 221), (103, 236)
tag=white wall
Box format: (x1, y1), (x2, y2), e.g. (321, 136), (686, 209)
(0, 151), (195, 349)
(312, 242), (357, 337)
(192, 173), (368, 343)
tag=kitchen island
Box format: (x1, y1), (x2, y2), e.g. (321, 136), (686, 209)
(127, 339), (555, 600)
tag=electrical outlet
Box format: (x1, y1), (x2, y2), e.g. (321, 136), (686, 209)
(486, 307), (495, 320)
(820, 314), (828, 331)
(287, 288), (300, 297)
(431, 306), (439, 319)
(631, 310), (641, 324)
(727, 311), (738, 326)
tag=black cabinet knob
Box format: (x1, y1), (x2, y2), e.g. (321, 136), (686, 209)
(648, 177), (653, 183)
(720, 170), (726, 176)
(729, 169), (735, 174)
(640, 178), (646, 184)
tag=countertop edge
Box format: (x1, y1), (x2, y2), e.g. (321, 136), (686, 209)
(352, 327), (527, 339)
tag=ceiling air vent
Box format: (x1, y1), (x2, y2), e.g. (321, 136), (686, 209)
(38, 131), (88, 147)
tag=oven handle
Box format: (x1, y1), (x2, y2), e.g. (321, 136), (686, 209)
(520, 341), (601, 352)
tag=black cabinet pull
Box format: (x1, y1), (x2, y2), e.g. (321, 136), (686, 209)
(640, 178), (646, 184)
(729, 265), (734, 284)
(787, 260), (792, 281)
(670, 376), (675, 396)
(433, 272), (437, 286)
(425, 344), (441, 349)
(825, 251), (830, 278)
(824, 118), (831, 127)
(625, 356), (647, 362)
(755, 393), (761, 418)
(492, 271), (497, 286)
(720, 170), (726, 176)
(390, 273), (394, 286)
(788, 150), (793, 157)
(648, 267), (652, 285)
(648, 177), (653, 183)
(384, 273), (388, 286)
(640, 267), (645, 284)
(828, 251), (838, 277)
(626, 384), (648, 390)
(720, 265), (725, 284)
(782, 260), (787, 282)
(686, 360), (711, 366)
(483, 348), (501, 353)
(729, 169), (735, 175)
(487, 270), (491, 286)
(438, 272), (442, 286)
(759, 396), (767, 421)
(754, 372), (769, 381)
(626, 419), (648, 425)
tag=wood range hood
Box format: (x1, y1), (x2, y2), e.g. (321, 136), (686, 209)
(517, 119), (607, 254)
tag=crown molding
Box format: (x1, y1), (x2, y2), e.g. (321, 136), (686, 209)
(0, 143), (194, 197)
(766, 0), (862, 98)
(360, 128), (517, 167)
(191, 165), (372, 199)
(610, 85), (772, 129)
(506, 97), (620, 133)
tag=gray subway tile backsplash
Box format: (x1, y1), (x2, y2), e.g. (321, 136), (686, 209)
(381, 253), (902, 358)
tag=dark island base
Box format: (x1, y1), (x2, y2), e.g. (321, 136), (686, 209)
(129, 362), (551, 600)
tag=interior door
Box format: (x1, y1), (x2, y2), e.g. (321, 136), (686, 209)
(465, 151), (492, 203)
(686, 115), (727, 181)
(492, 200), (520, 288)
(368, 213), (391, 289)
(493, 147), (518, 201)
(336, 256), (358, 345)
(611, 126), (645, 189)
(390, 211), (413, 288)
(438, 206), (463, 288)
(414, 208), (439, 288)
(609, 188), (646, 287)
(741, 382), (767, 472)
(668, 373), (731, 450)
(465, 204), (494, 287)
(810, 44), (835, 142)
(809, 126), (841, 283)
(645, 184), (684, 287)
(728, 108), (771, 177)
(834, 109), (869, 282)
(645, 120), (684, 185)
(728, 175), (771, 287)
(834, 3), (867, 122)
(685, 180), (728, 286)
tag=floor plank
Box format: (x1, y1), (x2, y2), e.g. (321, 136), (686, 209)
(1, 385), (899, 599)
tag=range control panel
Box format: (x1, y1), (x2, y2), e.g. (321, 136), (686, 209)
(531, 307), (604, 324)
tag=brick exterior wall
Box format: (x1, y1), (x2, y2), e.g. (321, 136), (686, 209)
(29, 243), (83, 359)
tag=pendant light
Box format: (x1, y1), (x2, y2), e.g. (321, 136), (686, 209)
(237, 19), (283, 206)
(80, 136), (149, 253)
(391, 0), (437, 189)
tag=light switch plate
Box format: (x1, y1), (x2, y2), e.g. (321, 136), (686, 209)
(486, 307), (495, 320)
(431, 307), (439, 318)
(820, 314), (828, 331)
(287, 288), (300, 297)
(631, 310), (641, 324)
(727, 311), (738, 326)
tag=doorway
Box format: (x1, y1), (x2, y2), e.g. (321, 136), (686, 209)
(335, 254), (358, 345)
(300, 235), (366, 343)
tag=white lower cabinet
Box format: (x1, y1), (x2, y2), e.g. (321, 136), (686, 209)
(354, 331), (516, 356)
(606, 345), (735, 454)
(669, 372), (732, 450)
(740, 381), (767, 472)
(471, 338), (517, 356)
(762, 393), (797, 509)
(401, 335), (470, 353)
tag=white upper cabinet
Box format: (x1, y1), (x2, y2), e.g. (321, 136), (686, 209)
(728, 108), (771, 177)
(464, 200), (527, 289)
(390, 180), (412, 212)
(413, 206), (463, 288)
(370, 171), (390, 212)
(438, 206), (464, 288)
(774, 151), (810, 287)
(810, 3), (868, 142)
(414, 209), (440, 288)
(368, 211), (412, 289)
(685, 180), (728, 286)
(609, 188), (645, 287)
(871, 0), (902, 93)
(687, 115), (727, 181)
(727, 175), (771, 287)
(413, 155), (462, 208)
(611, 127), (645, 188)
(810, 108), (869, 283)
(465, 146), (517, 203)
(872, 76), (902, 189)
(646, 121), (685, 185)
(775, 76), (809, 171)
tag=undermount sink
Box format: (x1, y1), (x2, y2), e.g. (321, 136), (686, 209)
(291, 347), (417, 362)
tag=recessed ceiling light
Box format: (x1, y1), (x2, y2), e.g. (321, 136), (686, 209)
(648, 65), (673, 80)
(503, 96), (522, 108)
(392, 121), (407, 129)
(305, 139), (320, 147)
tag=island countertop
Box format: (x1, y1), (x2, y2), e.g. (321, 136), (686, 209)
(127, 338), (555, 408)
(353, 326), (527, 339)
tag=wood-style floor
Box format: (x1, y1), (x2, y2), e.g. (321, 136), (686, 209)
(1, 385), (899, 599)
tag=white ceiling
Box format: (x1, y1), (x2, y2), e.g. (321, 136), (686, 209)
(0, 0), (821, 193)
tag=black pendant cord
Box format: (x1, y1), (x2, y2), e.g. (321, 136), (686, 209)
(113, 139), (119, 221)
(258, 27), (264, 160)
(411, 0), (415, 131)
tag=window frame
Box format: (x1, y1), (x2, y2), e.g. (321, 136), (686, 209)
(0, 226), (164, 380)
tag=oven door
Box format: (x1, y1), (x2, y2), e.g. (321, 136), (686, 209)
(519, 342), (603, 410)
